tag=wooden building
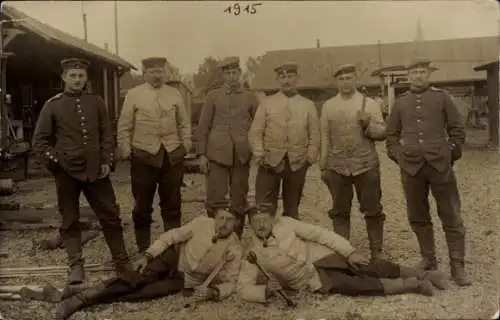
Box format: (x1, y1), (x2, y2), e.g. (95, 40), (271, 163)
(474, 59), (500, 147)
(0, 5), (136, 148)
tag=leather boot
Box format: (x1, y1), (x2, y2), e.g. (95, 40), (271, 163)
(162, 213), (181, 232)
(331, 215), (350, 240)
(19, 283), (62, 302)
(61, 284), (86, 300)
(62, 231), (85, 285)
(412, 226), (438, 271)
(102, 226), (135, 280)
(234, 215), (245, 239)
(398, 265), (448, 290)
(365, 217), (385, 261)
(380, 277), (434, 296)
(134, 227), (151, 253)
(55, 282), (107, 320)
(445, 231), (472, 286)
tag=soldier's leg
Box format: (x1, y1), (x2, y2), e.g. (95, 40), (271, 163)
(400, 167), (437, 270)
(158, 154), (185, 231)
(428, 166), (471, 286)
(322, 169), (354, 240)
(82, 177), (132, 274)
(318, 267), (433, 297)
(229, 159), (250, 237)
(281, 160), (308, 219)
(54, 170), (84, 285)
(255, 165), (281, 215)
(55, 246), (179, 319)
(130, 157), (159, 252)
(206, 160), (230, 217)
(353, 167), (386, 260)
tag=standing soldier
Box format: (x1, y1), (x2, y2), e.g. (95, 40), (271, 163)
(386, 58), (470, 286)
(196, 56), (259, 237)
(249, 62), (320, 220)
(117, 57), (192, 252)
(319, 64), (387, 261)
(32, 58), (133, 285)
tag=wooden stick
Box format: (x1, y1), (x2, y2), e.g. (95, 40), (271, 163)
(0, 292), (21, 300)
(0, 285), (43, 293)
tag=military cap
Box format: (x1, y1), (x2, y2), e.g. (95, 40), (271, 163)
(406, 58), (438, 71)
(208, 199), (231, 213)
(247, 203), (276, 219)
(333, 64), (357, 78)
(60, 58), (90, 70)
(274, 61), (299, 76)
(218, 56), (240, 70)
(141, 57), (167, 69)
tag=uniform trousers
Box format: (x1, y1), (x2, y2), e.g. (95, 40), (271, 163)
(255, 157), (309, 220)
(54, 169), (128, 267)
(130, 148), (185, 232)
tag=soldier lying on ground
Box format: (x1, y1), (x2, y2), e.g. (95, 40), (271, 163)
(25, 200), (242, 319)
(238, 204), (448, 305)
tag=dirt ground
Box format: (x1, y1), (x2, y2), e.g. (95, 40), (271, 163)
(0, 134), (498, 320)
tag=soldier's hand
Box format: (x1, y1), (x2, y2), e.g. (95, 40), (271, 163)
(99, 164), (110, 179)
(193, 286), (214, 301)
(347, 251), (369, 269)
(357, 110), (371, 127)
(253, 156), (263, 166)
(265, 278), (282, 298)
(133, 256), (149, 273)
(198, 155), (209, 175)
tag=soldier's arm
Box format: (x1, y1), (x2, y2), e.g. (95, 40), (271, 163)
(248, 93), (260, 120)
(291, 218), (355, 258)
(385, 100), (403, 163)
(145, 218), (198, 258)
(32, 101), (59, 164)
(306, 101), (321, 164)
(248, 101), (267, 158)
(212, 244), (243, 301)
(319, 103), (329, 169)
(238, 258), (268, 303)
(116, 92), (136, 156)
(443, 93), (466, 148)
(364, 98), (387, 141)
(174, 90), (193, 153)
(195, 93), (215, 156)
(96, 96), (115, 166)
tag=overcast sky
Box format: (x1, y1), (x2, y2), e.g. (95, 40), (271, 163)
(5, 0), (499, 74)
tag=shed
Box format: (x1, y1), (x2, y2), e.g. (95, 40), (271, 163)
(474, 59), (499, 147)
(0, 5), (136, 148)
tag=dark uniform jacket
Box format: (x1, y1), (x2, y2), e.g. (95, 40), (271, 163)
(196, 86), (259, 166)
(385, 86), (466, 176)
(32, 91), (114, 182)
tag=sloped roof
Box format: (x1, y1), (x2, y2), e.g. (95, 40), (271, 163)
(2, 5), (136, 70)
(252, 36), (499, 91)
(474, 58), (499, 71)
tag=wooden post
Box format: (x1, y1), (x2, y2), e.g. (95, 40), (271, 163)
(102, 67), (109, 111)
(488, 64), (499, 147)
(113, 70), (119, 120)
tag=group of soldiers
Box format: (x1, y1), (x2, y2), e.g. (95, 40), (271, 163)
(29, 54), (471, 319)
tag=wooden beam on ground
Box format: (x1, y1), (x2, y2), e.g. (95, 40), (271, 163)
(0, 263), (114, 279)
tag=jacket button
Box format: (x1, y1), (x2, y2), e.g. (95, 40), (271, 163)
(418, 139), (424, 143)
(417, 119), (422, 123)
(82, 129), (88, 134)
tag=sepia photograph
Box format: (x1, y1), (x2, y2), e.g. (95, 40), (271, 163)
(0, 0), (498, 319)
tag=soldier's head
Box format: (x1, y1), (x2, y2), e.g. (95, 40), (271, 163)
(60, 58), (90, 93)
(219, 57), (242, 89)
(248, 203), (276, 240)
(141, 57), (168, 88)
(275, 62), (299, 95)
(407, 58), (437, 89)
(334, 64), (357, 96)
(211, 200), (236, 239)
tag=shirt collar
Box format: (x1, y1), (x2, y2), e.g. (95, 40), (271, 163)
(225, 84), (243, 95)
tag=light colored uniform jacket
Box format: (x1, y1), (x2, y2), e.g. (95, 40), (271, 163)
(320, 91), (386, 176)
(117, 83), (192, 156)
(146, 216), (242, 300)
(238, 216), (355, 303)
(248, 92), (320, 172)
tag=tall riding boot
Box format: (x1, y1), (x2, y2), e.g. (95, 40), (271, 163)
(365, 217), (385, 261)
(398, 265), (448, 290)
(55, 282), (108, 320)
(380, 277), (434, 296)
(234, 215), (245, 239)
(412, 226), (438, 271)
(162, 212), (181, 232)
(134, 226), (151, 253)
(101, 226), (136, 281)
(331, 213), (350, 240)
(62, 231), (85, 285)
(445, 231), (472, 286)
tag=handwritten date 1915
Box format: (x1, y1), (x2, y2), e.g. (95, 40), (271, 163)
(224, 3), (263, 15)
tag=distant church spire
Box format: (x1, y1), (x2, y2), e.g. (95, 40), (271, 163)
(413, 17), (426, 58)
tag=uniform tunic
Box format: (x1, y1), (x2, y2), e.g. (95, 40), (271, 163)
(32, 91), (114, 182)
(146, 216), (242, 298)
